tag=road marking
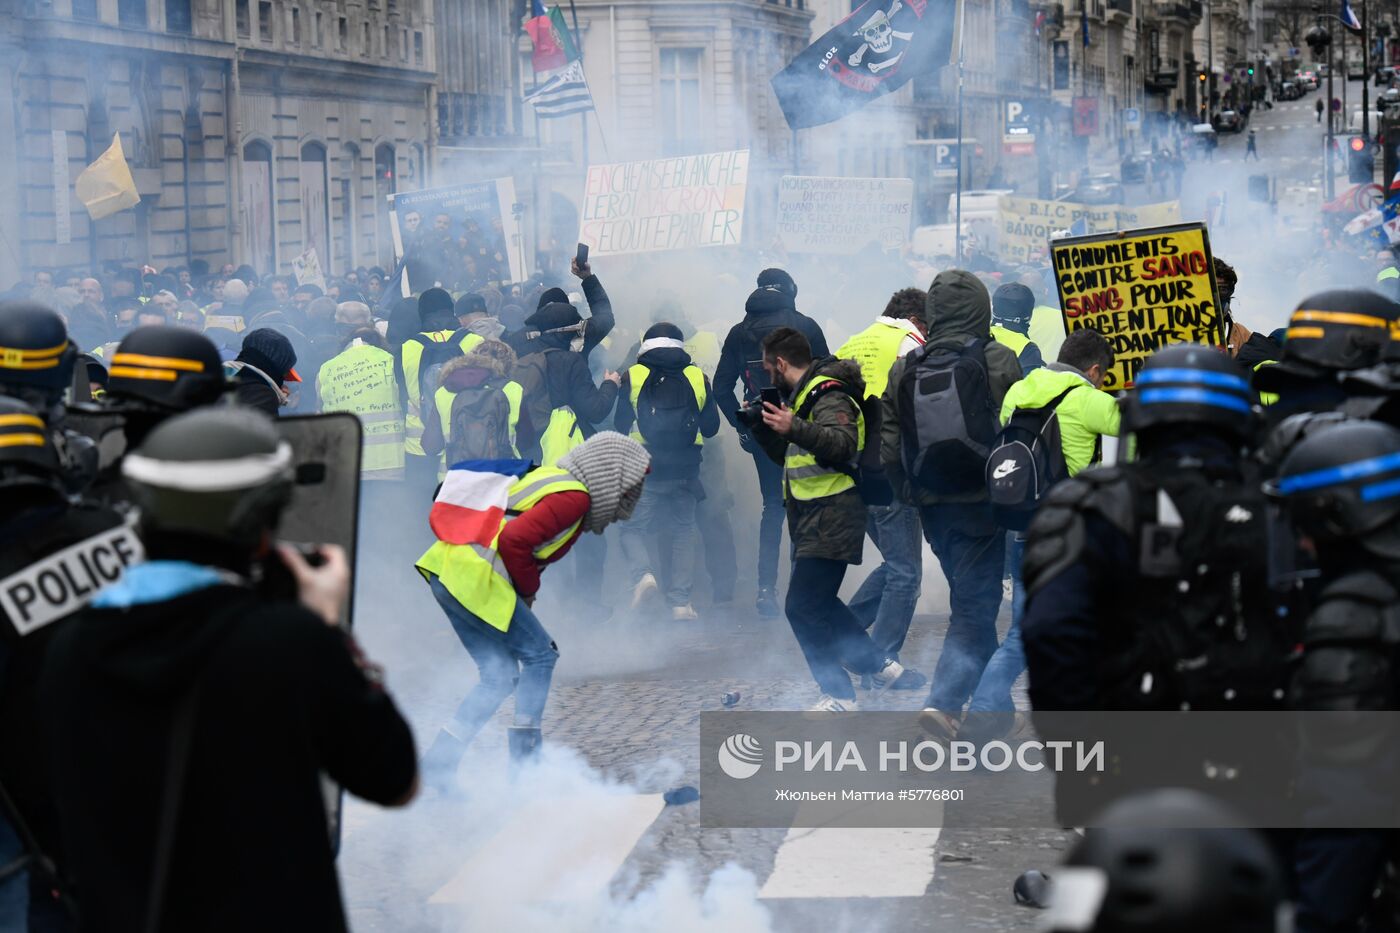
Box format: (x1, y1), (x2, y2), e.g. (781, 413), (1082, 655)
(430, 792), (666, 907)
(759, 825), (943, 898)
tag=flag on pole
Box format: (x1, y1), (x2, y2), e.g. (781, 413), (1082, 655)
(75, 133), (139, 221)
(1081, 2), (1090, 46)
(524, 60), (595, 119)
(1340, 0), (1362, 33)
(524, 0), (580, 74)
(770, 0), (955, 130)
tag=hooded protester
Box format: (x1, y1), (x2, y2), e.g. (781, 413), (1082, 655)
(415, 431), (650, 784)
(713, 268), (830, 617)
(880, 270), (1023, 732)
(421, 339), (521, 478)
(614, 322), (721, 620)
(227, 327), (301, 418)
(506, 257), (615, 362)
(990, 283), (1046, 374)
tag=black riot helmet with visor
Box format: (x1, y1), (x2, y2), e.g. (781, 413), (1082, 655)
(1119, 343), (1263, 448)
(0, 300), (78, 406)
(0, 395), (64, 501)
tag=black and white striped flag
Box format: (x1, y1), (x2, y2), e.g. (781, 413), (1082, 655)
(524, 60), (595, 119)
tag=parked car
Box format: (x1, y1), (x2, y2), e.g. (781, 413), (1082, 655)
(1301, 70), (1320, 90)
(1215, 110), (1245, 133)
(946, 189), (1013, 224)
(1349, 58), (1367, 81)
(1071, 172), (1127, 205)
(1119, 150), (1154, 184)
(1279, 81), (1301, 100)
(1189, 123), (1219, 156)
(1376, 65), (1396, 86)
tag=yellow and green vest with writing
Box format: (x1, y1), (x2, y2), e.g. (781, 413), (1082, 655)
(836, 321), (911, 399)
(400, 330), (483, 457)
(317, 343), (405, 480)
(432, 380), (523, 479)
(626, 363), (707, 446)
(784, 375), (864, 501)
(416, 466), (588, 631)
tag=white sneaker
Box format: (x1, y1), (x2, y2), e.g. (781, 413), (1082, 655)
(672, 604), (699, 621)
(868, 658), (906, 694)
(631, 573), (659, 609)
(809, 694), (859, 712)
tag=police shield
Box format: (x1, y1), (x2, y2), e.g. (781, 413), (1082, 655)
(273, 413), (362, 628)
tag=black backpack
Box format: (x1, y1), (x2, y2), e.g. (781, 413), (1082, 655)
(794, 381), (894, 507)
(897, 338), (1000, 495)
(634, 367), (701, 451)
(987, 385), (1078, 531)
(412, 330), (471, 410)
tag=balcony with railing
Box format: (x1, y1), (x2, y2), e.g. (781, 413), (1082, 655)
(1107, 0), (1132, 22)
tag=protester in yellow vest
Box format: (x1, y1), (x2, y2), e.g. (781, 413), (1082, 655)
(746, 326), (905, 712)
(835, 288), (929, 691)
(316, 327), (405, 481)
(400, 287), (482, 492)
(421, 340), (524, 479)
(415, 432), (651, 781)
(990, 283), (1046, 374)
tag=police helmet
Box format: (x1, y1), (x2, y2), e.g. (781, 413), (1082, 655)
(0, 300), (77, 393)
(1270, 419), (1400, 560)
(1269, 290), (1398, 378)
(121, 407), (294, 548)
(1049, 789), (1284, 933)
(105, 326), (226, 412)
(1120, 343), (1262, 443)
(0, 395), (62, 494)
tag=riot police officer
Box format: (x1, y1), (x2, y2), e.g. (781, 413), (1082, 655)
(0, 397), (131, 927)
(1021, 344), (1296, 822)
(1271, 419), (1400, 932)
(0, 300), (98, 492)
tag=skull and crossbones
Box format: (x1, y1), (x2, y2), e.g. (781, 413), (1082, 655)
(849, 0), (915, 73)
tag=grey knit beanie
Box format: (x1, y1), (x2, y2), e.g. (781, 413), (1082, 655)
(557, 431), (651, 533)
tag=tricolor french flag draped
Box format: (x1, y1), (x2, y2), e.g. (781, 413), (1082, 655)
(429, 461), (532, 546)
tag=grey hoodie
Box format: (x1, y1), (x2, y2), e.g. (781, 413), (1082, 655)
(880, 270), (1024, 507)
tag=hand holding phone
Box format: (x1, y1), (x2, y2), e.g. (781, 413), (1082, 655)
(760, 387), (783, 409)
(572, 243), (591, 279)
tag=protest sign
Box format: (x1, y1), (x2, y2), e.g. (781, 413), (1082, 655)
(390, 179), (524, 296)
(998, 197), (1183, 264)
(291, 247), (327, 291)
(579, 150), (749, 256)
(776, 176), (914, 254)
(1050, 222), (1223, 391)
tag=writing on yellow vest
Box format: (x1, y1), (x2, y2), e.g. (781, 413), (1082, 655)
(626, 363), (707, 446)
(784, 375), (864, 501)
(317, 342), (405, 480)
(401, 330), (483, 457)
(416, 466), (587, 631)
(837, 320), (915, 399)
(432, 380), (523, 480)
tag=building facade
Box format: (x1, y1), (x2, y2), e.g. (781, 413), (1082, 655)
(0, 0), (435, 287)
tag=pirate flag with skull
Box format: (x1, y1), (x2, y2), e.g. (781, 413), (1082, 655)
(771, 0), (954, 129)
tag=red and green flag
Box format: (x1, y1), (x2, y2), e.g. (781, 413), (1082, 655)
(524, 0), (579, 74)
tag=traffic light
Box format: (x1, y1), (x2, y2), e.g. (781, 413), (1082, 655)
(1248, 66), (1255, 76)
(1350, 135), (1376, 182)
(1198, 71), (1208, 83)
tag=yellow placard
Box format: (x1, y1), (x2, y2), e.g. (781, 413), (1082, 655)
(997, 197), (1183, 264)
(1050, 222), (1223, 392)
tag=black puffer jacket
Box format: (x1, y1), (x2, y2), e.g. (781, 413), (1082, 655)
(714, 286), (829, 429)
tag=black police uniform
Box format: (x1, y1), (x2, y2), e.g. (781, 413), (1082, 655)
(1021, 346), (1297, 825)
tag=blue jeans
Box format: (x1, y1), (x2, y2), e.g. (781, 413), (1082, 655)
(920, 504), (1006, 712)
(430, 578), (559, 743)
(848, 502), (923, 658)
(750, 446), (786, 591)
(619, 475), (699, 606)
(967, 536), (1026, 722)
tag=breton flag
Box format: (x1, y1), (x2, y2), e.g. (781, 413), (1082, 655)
(525, 60), (596, 119)
(771, 0), (955, 130)
(1340, 0), (1362, 33)
(428, 461), (532, 547)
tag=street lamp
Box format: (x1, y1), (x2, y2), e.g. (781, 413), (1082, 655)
(1306, 23), (1336, 198)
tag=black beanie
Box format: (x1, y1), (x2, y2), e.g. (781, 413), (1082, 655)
(418, 287), (455, 325)
(992, 283), (1035, 325)
(536, 287), (569, 310)
(757, 268), (797, 297)
(455, 293), (488, 318)
(643, 321), (684, 342)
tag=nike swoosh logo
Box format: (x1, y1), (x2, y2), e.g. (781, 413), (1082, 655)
(992, 460), (1019, 479)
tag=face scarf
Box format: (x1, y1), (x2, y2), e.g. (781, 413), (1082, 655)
(556, 431), (652, 534)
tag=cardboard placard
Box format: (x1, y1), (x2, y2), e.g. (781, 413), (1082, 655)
(390, 179), (525, 296)
(998, 196), (1182, 264)
(776, 176), (914, 254)
(1050, 222), (1224, 391)
(579, 150), (749, 255)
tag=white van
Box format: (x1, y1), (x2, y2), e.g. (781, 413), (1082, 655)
(947, 189), (1014, 223)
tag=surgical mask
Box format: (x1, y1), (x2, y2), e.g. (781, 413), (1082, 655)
(466, 317), (505, 340)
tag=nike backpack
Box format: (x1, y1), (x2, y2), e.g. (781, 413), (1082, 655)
(986, 385), (1077, 531)
(634, 368), (701, 451)
(897, 337), (1001, 496)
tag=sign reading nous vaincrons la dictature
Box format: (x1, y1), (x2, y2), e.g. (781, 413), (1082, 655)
(777, 176), (914, 254)
(579, 150), (749, 256)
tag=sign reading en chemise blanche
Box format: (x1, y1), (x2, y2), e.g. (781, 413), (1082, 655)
(1050, 222), (1224, 392)
(579, 150), (749, 256)
(777, 176), (914, 254)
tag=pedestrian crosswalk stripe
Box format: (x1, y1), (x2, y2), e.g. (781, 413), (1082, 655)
(758, 825), (943, 898)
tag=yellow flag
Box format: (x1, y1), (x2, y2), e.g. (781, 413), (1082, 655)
(75, 132), (140, 220)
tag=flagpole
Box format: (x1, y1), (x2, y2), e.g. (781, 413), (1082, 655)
(1363, 0), (1371, 138)
(566, 0), (589, 169)
(954, 0), (967, 265)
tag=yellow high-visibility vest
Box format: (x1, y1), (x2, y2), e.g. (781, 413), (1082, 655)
(540, 407), (584, 467)
(836, 320), (914, 399)
(683, 330), (722, 376)
(991, 325), (1031, 357)
(317, 343), (405, 480)
(784, 374), (863, 501)
(432, 380), (523, 479)
(401, 330), (483, 457)
(626, 363), (707, 446)
(416, 466), (588, 631)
